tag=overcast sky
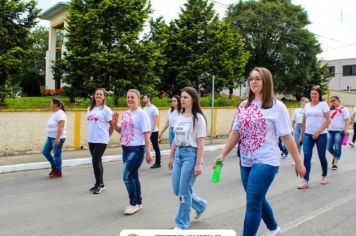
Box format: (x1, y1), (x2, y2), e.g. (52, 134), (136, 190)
(35, 0), (356, 60)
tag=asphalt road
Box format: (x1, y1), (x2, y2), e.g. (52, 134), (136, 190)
(1, 147), (356, 236)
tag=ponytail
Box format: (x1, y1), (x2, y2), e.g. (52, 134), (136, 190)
(52, 98), (65, 113)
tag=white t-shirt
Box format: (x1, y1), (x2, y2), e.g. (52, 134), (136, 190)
(233, 100), (292, 167)
(46, 110), (67, 139)
(353, 108), (356, 122)
(174, 113), (206, 148)
(144, 104), (159, 132)
(303, 102), (330, 134)
(292, 108), (304, 125)
(329, 107), (349, 131)
(87, 106), (113, 144)
(120, 108), (151, 146)
(168, 109), (179, 128)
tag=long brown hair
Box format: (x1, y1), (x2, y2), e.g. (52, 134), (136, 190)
(245, 67), (275, 109)
(181, 87), (206, 128)
(89, 88), (107, 111)
(170, 95), (182, 112)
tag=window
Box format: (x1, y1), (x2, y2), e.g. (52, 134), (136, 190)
(328, 66), (335, 76)
(343, 65), (356, 76)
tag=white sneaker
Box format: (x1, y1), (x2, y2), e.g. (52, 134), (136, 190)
(266, 226), (280, 236)
(124, 205), (139, 215)
(138, 204), (143, 209)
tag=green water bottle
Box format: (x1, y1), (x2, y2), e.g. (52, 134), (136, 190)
(212, 159), (222, 183)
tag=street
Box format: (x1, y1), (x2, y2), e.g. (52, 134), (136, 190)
(1, 147), (356, 236)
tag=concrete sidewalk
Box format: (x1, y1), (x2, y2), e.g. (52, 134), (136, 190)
(0, 138), (227, 174)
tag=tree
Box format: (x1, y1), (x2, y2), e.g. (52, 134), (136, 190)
(64, 0), (159, 103)
(20, 26), (49, 96)
(0, 0), (40, 104)
(226, 0), (329, 97)
(159, 0), (249, 96)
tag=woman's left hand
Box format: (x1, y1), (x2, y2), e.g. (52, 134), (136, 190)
(54, 139), (60, 146)
(312, 132), (320, 140)
(145, 152), (152, 164)
(194, 163), (202, 176)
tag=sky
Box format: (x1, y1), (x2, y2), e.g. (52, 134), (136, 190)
(35, 0), (356, 60)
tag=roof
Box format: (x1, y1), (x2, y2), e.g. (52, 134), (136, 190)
(39, 2), (70, 20)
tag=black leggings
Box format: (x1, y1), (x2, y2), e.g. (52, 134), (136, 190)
(353, 123), (356, 143)
(88, 143), (107, 186)
(150, 131), (161, 164)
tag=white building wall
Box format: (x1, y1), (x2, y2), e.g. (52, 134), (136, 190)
(324, 58), (356, 91)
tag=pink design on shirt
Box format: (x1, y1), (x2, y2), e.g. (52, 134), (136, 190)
(121, 112), (135, 146)
(236, 102), (267, 154)
(87, 113), (99, 122)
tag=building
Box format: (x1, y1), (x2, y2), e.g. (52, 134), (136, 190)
(324, 58), (356, 91)
(39, 2), (69, 90)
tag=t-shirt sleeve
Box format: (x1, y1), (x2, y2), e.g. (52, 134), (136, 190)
(141, 111), (151, 133)
(154, 106), (159, 116)
(321, 102), (330, 114)
(292, 110), (297, 121)
(196, 114), (207, 138)
(232, 111), (239, 131)
(343, 108), (349, 120)
(105, 107), (113, 122)
(56, 111), (66, 122)
(275, 101), (293, 136)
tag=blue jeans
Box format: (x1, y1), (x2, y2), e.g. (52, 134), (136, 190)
(42, 137), (66, 171)
(303, 133), (328, 181)
(327, 131), (345, 160)
(168, 127), (175, 146)
(293, 123), (302, 153)
(172, 146), (207, 229)
(122, 145), (145, 206)
(278, 137), (288, 156)
(240, 164), (279, 236)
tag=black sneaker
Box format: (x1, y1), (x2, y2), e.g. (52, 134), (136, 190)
(90, 184), (105, 192)
(89, 185), (97, 192)
(93, 186), (104, 194)
(332, 165), (338, 170)
(150, 163), (161, 169)
(349, 142), (354, 148)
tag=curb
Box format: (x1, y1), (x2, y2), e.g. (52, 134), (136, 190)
(0, 144), (224, 174)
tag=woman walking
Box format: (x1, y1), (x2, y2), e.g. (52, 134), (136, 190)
(168, 87), (208, 230)
(42, 98), (67, 178)
(350, 107), (356, 147)
(298, 86), (331, 189)
(292, 97), (309, 153)
(112, 89), (152, 215)
(214, 67), (305, 236)
(87, 88), (114, 194)
(327, 96), (349, 170)
(159, 95), (182, 146)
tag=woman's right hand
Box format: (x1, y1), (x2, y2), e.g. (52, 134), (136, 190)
(213, 155), (224, 169)
(168, 157), (173, 170)
(298, 136), (303, 145)
(295, 161), (306, 178)
(112, 112), (119, 124)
